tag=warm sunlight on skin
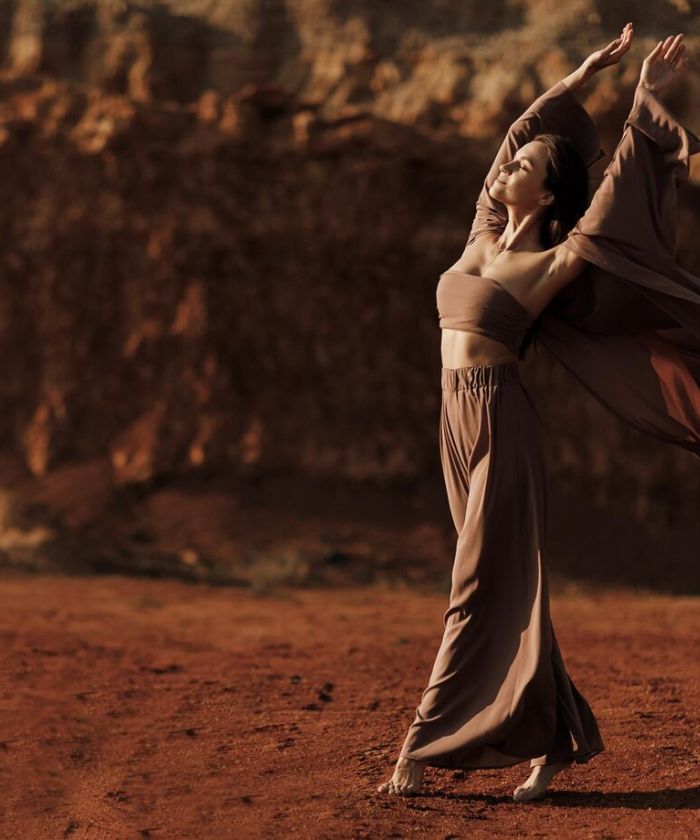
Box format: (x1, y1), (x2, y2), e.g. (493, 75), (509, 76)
(488, 140), (553, 213)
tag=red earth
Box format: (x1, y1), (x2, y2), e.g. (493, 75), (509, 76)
(1, 573), (698, 839)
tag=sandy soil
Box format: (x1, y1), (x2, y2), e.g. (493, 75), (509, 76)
(1, 574), (698, 839)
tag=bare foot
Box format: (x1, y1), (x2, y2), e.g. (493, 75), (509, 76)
(376, 755), (426, 796)
(512, 760), (572, 802)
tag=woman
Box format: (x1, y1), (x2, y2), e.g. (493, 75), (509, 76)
(378, 25), (699, 803)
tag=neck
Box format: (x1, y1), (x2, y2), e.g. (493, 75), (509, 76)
(498, 205), (545, 251)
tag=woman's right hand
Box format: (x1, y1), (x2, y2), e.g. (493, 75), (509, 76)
(639, 34), (688, 94)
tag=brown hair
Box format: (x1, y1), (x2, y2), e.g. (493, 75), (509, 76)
(517, 133), (590, 359)
(533, 132), (590, 248)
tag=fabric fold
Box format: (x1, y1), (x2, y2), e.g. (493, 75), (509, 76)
(400, 364), (605, 770)
(535, 82), (700, 456)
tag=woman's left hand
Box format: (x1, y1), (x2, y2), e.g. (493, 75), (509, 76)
(583, 22), (634, 74)
(639, 35), (689, 93)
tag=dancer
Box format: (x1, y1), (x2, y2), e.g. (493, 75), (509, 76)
(378, 24), (700, 803)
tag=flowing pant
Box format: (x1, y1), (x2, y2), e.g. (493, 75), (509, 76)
(399, 363), (605, 769)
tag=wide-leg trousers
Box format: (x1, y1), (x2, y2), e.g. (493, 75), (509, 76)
(399, 362), (605, 769)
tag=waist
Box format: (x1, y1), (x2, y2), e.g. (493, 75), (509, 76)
(441, 362), (521, 391)
(441, 327), (519, 367)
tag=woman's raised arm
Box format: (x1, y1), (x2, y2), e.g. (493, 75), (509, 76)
(466, 24), (633, 249)
(550, 33), (699, 295)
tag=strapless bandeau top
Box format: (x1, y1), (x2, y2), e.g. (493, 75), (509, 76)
(436, 270), (536, 358)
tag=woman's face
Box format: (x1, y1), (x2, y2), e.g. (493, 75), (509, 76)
(489, 140), (553, 209)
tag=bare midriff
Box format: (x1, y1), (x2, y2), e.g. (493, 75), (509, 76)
(441, 328), (518, 369)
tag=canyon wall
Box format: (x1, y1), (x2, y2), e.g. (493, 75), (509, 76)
(0, 1), (698, 581)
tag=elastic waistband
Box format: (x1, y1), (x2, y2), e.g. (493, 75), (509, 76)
(441, 362), (520, 391)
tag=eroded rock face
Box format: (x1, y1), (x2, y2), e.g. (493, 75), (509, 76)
(4, 2), (700, 126)
(0, 1), (698, 531)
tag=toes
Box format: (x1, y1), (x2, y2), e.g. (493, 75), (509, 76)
(513, 785), (545, 803)
(377, 774), (423, 797)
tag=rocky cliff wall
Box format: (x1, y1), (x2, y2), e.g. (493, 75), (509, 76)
(0, 1), (698, 548)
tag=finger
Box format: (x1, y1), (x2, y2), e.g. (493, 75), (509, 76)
(667, 45), (684, 66)
(671, 45), (687, 68)
(614, 23), (633, 46)
(665, 34), (684, 61)
(619, 33), (633, 51)
(611, 29), (632, 54)
(662, 34), (676, 55)
(646, 40), (664, 63)
(666, 33), (684, 51)
(672, 42), (686, 61)
(655, 35), (675, 61)
(610, 42), (629, 59)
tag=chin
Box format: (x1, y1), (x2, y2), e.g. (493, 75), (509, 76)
(489, 182), (509, 203)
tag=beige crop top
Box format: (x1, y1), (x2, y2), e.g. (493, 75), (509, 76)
(436, 269), (536, 359)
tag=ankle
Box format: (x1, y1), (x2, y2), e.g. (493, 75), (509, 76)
(547, 760), (571, 771)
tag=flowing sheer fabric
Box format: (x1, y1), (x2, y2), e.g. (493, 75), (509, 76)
(467, 79), (700, 456)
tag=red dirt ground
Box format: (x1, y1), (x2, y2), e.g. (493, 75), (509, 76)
(1, 574), (698, 839)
